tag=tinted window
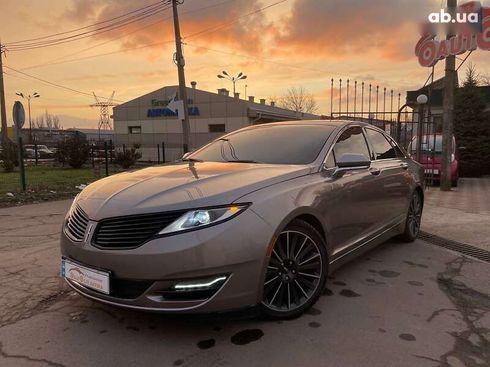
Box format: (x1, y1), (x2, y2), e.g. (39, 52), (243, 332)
(128, 126), (141, 134)
(209, 124), (225, 133)
(333, 127), (370, 161)
(366, 129), (396, 160)
(190, 125), (335, 165)
(386, 136), (406, 158)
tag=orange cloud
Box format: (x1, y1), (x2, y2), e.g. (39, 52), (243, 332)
(88, 0), (271, 57)
(273, 0), (433, 61)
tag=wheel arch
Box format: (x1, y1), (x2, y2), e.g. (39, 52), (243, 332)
(270, 207), (330, 256)
(414, 185), (424, 207)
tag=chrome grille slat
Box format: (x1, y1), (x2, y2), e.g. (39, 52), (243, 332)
(93, 211), (186, 249)
(67, 222), (85, 237)
(65, 206), (89, 241)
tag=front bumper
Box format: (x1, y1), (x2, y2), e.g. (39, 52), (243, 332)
(60, 208), (273, 313)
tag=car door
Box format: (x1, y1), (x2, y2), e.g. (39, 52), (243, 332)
(320, 126), (385, 258)
(364, 127), (410, 224)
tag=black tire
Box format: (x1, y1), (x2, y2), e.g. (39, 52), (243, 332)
(259, 219), (328, 319)
(400, 190), (423, 242)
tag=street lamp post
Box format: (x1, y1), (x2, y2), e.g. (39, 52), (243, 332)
(217, 71), (247, 95)
(416, 94), (428, 163)
(16, 92), (40, 143)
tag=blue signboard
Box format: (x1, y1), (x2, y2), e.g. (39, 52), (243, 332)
(147, 106), (200, 118)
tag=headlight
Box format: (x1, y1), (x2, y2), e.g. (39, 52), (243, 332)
(158, 204), (248, 235)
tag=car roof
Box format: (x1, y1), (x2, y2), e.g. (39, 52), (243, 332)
(250, 119), (373, 129)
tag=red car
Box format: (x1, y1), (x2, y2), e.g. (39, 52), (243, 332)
(409, 134), (459, 187)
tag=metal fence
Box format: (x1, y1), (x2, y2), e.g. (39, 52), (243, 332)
(327, 78), (443, 185)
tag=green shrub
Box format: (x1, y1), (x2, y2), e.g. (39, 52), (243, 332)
(114, 144), (142, 169)
(454, 70), (490, 177)
(56, 135), (89, 169)
(1, 141), (18, 173)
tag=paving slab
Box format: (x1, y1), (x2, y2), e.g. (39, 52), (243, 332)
(422, 178), (490, 251)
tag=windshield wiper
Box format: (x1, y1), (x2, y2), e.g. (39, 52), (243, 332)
(182, 157), (204, 163)
(226, 159), (263, 164)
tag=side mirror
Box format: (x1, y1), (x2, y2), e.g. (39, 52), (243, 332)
(336, 153), (371, 169)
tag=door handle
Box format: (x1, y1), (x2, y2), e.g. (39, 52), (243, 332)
(369, 167), (381, 176)
(400, 163), (409, 170)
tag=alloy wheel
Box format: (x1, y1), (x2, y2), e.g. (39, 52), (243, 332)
(407, 194), (422, 237)
(262, 230), (324, 312)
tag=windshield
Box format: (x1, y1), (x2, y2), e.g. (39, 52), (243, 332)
(410, 136), (443, 153)
(188, 124), (335, 165)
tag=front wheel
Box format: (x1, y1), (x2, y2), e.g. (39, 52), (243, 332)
(259, 219), (328, 319)
(400, 191), (423, 242)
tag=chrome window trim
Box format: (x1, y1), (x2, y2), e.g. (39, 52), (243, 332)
(363, 126), (401, 162)
(319, 124), (372, 172)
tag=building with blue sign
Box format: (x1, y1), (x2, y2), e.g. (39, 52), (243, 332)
(113, 83), (319, 161)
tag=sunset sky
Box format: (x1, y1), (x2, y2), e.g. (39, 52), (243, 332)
(1, 0), (490, 128)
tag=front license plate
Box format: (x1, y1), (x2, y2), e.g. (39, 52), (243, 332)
(61, 257), (110, 294)
(425, 169), (439, 175)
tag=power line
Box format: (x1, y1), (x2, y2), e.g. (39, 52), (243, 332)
(186, 43), (404, 88)
(184, 0), (288, 40)
(6, 1), (171, 46)
(185, 42), (334, 75)
(17, 0), (237, 71)
(4, 65), (123, 102)
(21, 40), (175, 71)
(5, 2), (173, 51)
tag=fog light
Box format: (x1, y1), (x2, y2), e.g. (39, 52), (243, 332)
(173, 275), (227, 291)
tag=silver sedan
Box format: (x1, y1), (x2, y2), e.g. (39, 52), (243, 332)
(60, 120), (424, 319)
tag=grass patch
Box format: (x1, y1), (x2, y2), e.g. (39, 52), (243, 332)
(0, 166), (104, 207)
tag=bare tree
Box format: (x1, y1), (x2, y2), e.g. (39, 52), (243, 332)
(52, 115), (62, 129)
(279, 86), (318, 114)
(34, 111), (63, 129)
(35, 115), (45, 128)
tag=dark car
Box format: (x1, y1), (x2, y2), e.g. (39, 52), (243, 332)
(24, 144), (55, 159)
(60, 120), (424, 319)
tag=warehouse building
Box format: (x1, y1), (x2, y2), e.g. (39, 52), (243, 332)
(113, 83), (319, 161)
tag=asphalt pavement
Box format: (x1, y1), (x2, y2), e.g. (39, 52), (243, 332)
(0, 200), (488, 367)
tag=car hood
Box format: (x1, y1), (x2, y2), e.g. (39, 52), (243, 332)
(77, 162), (312, 220)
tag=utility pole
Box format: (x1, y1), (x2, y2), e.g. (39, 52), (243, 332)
(0, 43), (8, 145)
(171, 0), (191, 153)
(441, 0), (457, 191)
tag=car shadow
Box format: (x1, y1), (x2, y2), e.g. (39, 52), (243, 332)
(59, 237), (412, 331)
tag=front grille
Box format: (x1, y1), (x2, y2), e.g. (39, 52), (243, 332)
(65, 205), (89, 241)
(93, 211), (186, 249)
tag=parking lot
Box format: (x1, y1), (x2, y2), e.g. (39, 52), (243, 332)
(0, 199), (488, 367)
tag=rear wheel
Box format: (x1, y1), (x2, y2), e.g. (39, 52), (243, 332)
(259, 220), (328, 319)
(400, 191), (423, 242)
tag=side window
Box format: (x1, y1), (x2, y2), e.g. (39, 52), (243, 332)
(333, 127), (370, 162)
(388, 137), (406, 158)
(365, 129), (396, 160)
